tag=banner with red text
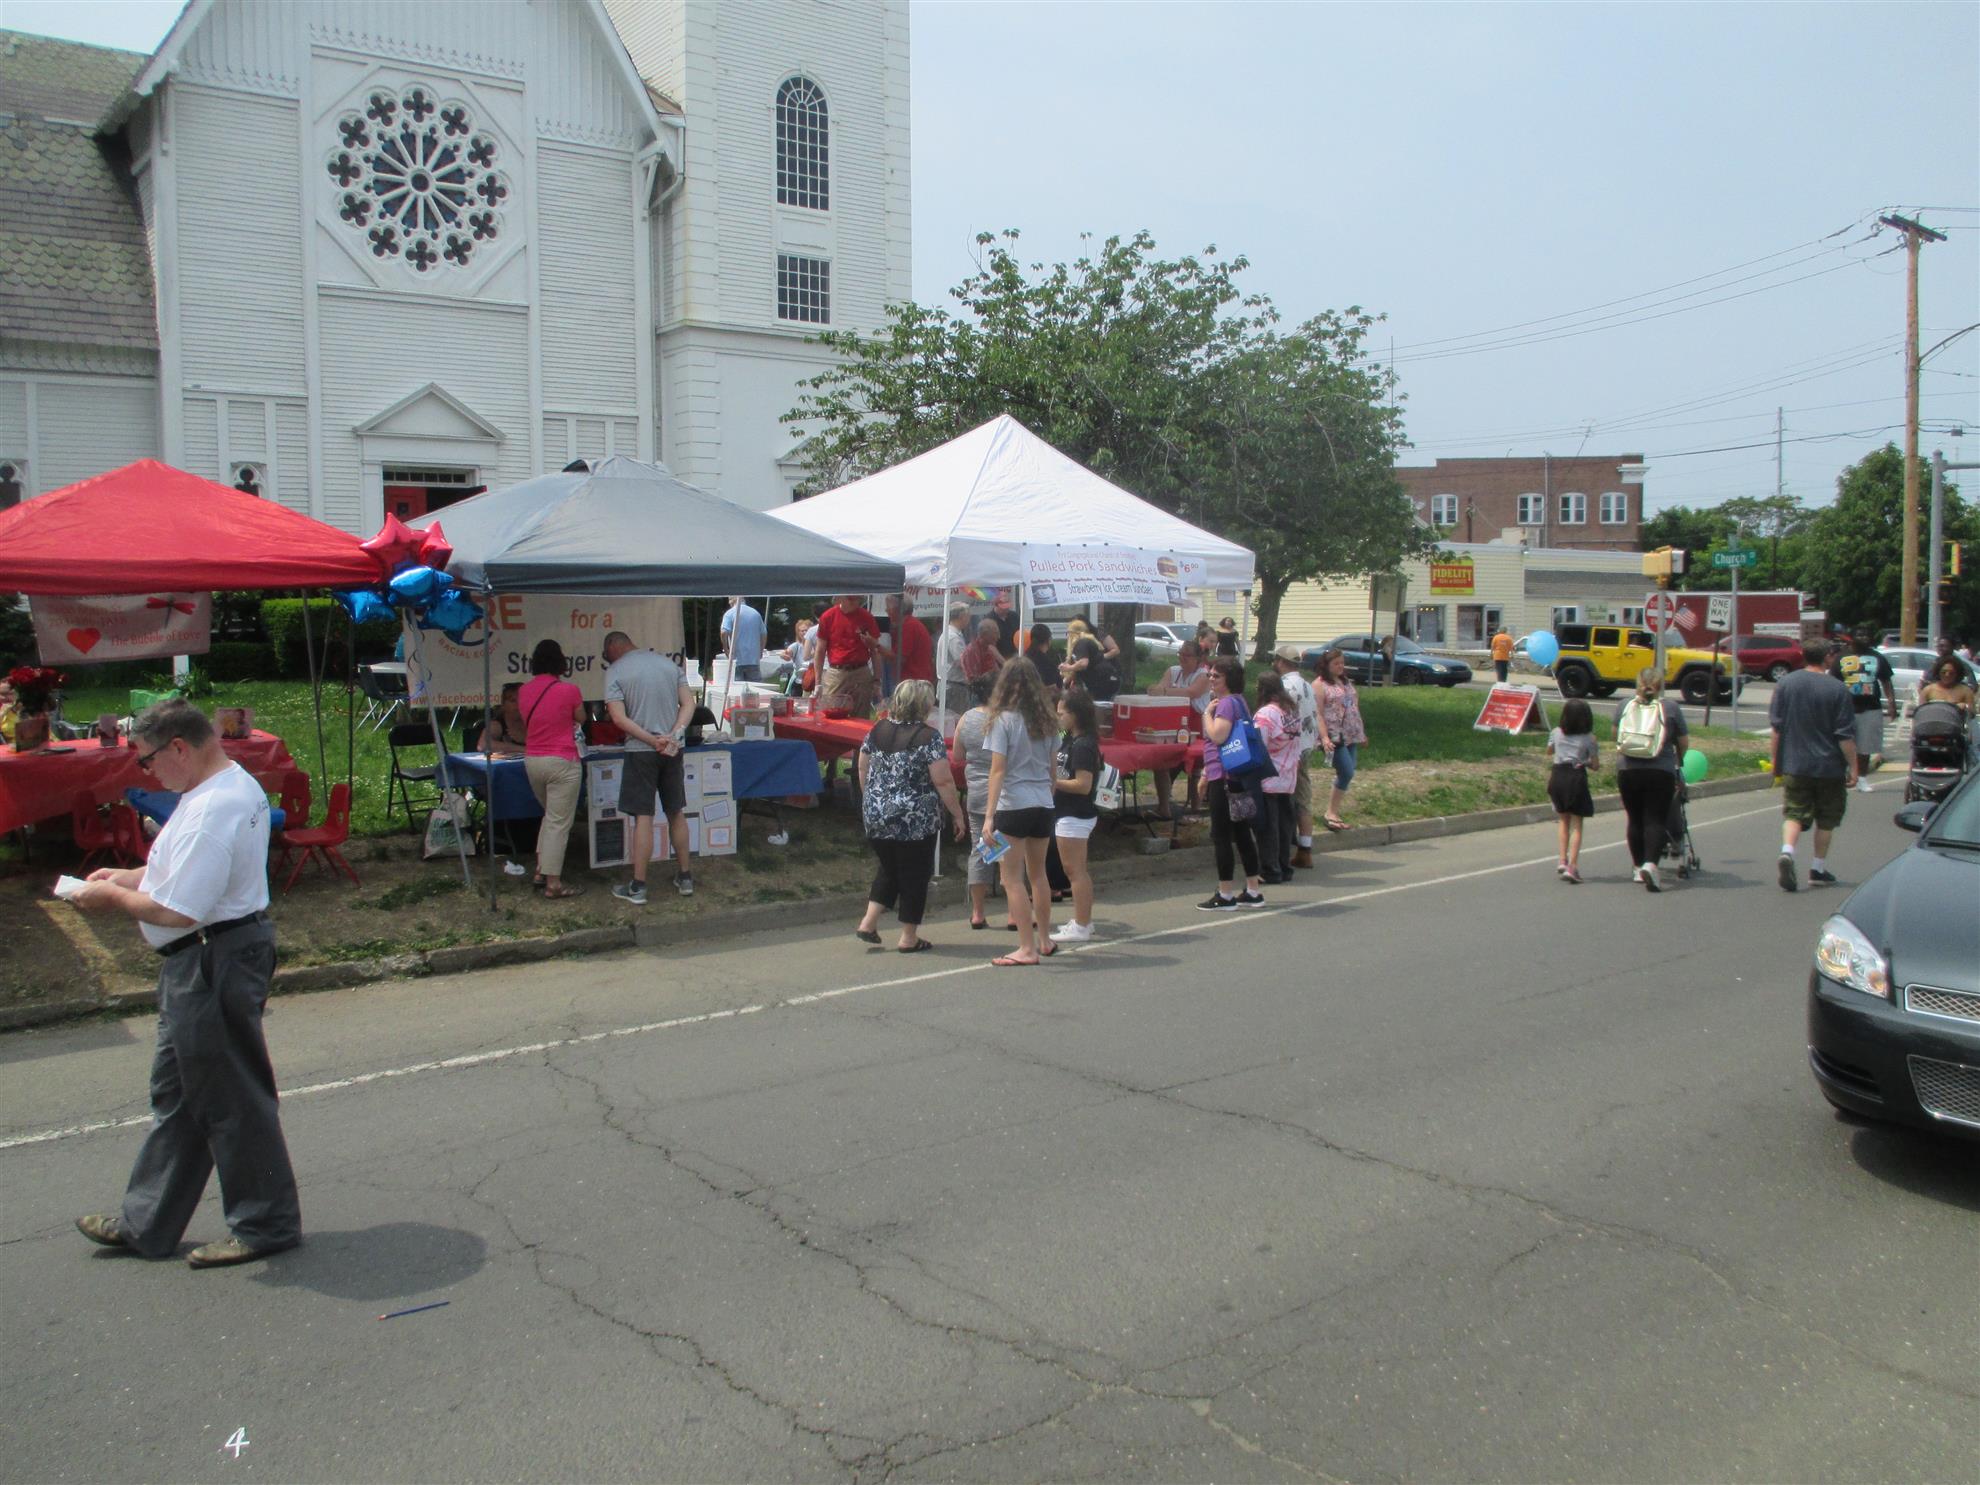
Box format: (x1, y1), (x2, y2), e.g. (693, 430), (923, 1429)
(405, 594), (684, 707)
(30, 592), (211, 666)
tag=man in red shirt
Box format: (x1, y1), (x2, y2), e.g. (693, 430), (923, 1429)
(894, 595), (936, 687)
(815, 594), (881, 714)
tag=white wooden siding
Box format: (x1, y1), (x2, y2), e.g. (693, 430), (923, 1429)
(34, 379), (161, 489)
(178, 0), (306, 96)
(537, 146), (640, 411)
(174, 88), (307, 397)
(530, 1), (650, 146)
(318, 295), (530, 531)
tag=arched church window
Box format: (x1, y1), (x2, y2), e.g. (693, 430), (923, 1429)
(775, 77), (829, 210)
(326, 85), (509, 274)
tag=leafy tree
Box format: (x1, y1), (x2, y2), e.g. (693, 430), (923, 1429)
(785, 230), (1419, 668)
(1640, 505), (1733, 590)
(1197, 312), (1421, 655)
(1799, 444), (1976, 638)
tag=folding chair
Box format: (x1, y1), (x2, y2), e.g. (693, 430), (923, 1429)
(269, 770), (312, 878)
(386, 723), (443, 825)
(282, 783), (359, 891)
(356, 666), (410, 731)
(108, 803), (150, 866)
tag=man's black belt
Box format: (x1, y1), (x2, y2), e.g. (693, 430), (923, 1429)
(155, 912), (269, 958)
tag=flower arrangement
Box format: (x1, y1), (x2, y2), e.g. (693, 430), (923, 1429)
(7, 665), (66, 714)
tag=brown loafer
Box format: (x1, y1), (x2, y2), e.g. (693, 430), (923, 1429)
(76, 1213), (132, 1250)
(187, 1235), (297, 1269)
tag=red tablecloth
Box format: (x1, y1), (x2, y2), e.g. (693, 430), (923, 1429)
(772, 714), (875, 763)
(0, 730), (298, 834)
(1100, 737), (1199, 775)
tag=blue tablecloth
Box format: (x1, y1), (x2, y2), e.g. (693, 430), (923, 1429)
(444, 740), (823, 821)
(127, 785), (285, 832)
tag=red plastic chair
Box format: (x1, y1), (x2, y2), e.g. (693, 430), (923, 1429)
(108, 802), (150, 867)
(269, 770), (312, 876)
(71, 794), (119, 871)
(281, 782), (358, 892)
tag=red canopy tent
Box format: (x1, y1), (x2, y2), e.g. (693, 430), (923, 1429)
(0, 460), (378, 594)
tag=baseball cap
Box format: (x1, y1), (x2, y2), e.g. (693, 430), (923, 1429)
(1272, 643), (1302, 663)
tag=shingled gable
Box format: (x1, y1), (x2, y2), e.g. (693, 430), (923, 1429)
(0, 29), (156, 351)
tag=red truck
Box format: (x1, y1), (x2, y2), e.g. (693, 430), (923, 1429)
(1658, 591), (1808, 680)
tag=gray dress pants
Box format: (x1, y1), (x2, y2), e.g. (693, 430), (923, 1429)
(120, 922), (302, 1257)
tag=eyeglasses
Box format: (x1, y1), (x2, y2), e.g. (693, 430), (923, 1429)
(136, 740), (174, 771)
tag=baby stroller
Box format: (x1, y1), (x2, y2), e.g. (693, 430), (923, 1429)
(1661, 780), (1701, 880)
(1905, 701), (1970, 805)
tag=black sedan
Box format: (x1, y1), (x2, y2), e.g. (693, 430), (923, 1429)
(1300, 634), (1473, 687)
(1806, 773), (1980, 1141)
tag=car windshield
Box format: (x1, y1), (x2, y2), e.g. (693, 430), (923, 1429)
(1923, 780), (1980, 848)
(1392, 638), (1426, 655)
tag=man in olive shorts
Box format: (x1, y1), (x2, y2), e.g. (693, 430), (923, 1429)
(603, 631), (696, 902)
(1769, 638), (1858, 892)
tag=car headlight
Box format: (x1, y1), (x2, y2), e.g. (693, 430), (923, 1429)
(1814, 915), (1890, 999)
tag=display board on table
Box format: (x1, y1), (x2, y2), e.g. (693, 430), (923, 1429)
(585, 750), (737, 869)
(406, 594), (684, 706)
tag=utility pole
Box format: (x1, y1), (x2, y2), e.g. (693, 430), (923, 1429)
(1775, 407), (1783, 501)
(1880, 213), (1945, 645)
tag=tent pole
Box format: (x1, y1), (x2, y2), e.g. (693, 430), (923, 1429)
(408, 619), (475, 889)
(483, 591), (498, 912)
(932, 583), (951, 881)
(1239, 588), (1252, 667)
(299, 588), (328, 788)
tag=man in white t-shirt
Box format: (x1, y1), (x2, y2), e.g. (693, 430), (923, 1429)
(68, 700), (301, 1268)
(1273, 645), (1321, 867)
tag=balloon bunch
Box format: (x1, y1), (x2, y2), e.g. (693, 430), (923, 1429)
(334, 516), (483, 642)
(1524, 631), (1560, 669)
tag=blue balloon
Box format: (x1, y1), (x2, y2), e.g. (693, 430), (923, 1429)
(335, 588), (394, 625)
(388, 564), (452, 607)
(420, 590), (484, 642)
(1526, 631), (1560, 669)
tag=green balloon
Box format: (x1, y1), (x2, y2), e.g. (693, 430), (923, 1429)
(1682, 748), (1709, 784)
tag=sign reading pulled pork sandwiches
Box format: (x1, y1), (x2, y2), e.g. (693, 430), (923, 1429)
(1020, 546), (1200, 608)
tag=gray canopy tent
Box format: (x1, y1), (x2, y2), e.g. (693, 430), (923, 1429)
(407, 456), (905, 905)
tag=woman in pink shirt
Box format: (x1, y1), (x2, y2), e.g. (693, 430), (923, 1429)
(1253, 673), (1303, 885)
(518, 638), (586, 898)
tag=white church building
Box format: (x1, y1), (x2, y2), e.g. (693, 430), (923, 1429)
(0, 0), (911, 531)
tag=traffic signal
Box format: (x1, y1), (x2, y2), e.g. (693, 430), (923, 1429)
(1949, 540), (1963, 578)
(1641, 546), (1688, 580)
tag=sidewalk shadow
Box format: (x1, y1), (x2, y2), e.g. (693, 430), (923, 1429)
(1846, 1124), (1980, 1212)
(252, 1221), (487, 1302)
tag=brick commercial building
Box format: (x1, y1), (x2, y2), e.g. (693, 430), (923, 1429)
(1396, 455), (1648, 552)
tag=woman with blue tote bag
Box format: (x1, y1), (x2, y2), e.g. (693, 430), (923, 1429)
(1199, 659), (1269, 910)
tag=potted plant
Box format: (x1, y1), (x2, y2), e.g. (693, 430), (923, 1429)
(7, 665), (66, 752)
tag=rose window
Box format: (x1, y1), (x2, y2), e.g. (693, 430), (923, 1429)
(325, 86), (508, 274)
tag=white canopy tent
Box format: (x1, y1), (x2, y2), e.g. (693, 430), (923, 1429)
(768, 414), (1256, 598)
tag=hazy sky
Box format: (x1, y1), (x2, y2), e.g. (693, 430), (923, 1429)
(12, 0), (1977, 515)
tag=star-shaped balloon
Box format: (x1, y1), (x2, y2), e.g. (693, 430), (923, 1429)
(416, 521), (454, 573)
(360, 514), (424, 575)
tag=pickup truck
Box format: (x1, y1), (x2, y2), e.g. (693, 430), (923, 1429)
(1550, 623), (1739, 704)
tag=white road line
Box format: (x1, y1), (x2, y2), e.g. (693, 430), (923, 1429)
(0, 794), (1809, 1153)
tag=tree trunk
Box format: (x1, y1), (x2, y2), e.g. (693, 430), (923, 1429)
(1251, 576), (1288, 663)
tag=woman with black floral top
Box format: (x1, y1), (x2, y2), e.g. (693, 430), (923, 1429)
(854, 680), (966, 952)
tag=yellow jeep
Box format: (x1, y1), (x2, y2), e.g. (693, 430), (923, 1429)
(1550, 622), (1739, 704)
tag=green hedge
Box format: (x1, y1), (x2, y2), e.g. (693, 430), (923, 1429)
(261, 598), (400, 677)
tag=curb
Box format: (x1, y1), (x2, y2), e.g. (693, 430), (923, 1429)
(4, 770), (1778, 1032)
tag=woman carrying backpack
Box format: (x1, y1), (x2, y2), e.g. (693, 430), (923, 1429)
(1613, 668), (1688, 892)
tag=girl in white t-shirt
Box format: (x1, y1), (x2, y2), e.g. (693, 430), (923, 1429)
(1546, 698), (1598, 884)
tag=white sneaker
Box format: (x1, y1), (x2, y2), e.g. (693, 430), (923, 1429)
(1856, 780), (1874, 794)
(1050, 921), (1094, 943)
(1641, 863), (1661, 893)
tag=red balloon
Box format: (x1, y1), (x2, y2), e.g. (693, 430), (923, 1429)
(416, 521), (454, 572)
(360, 514), (423, 575)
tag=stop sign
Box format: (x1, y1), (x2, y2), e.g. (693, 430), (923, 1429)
(1644, 591), (1681, 635)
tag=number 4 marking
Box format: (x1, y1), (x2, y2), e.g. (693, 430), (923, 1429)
(221, 1428), (249, 1458)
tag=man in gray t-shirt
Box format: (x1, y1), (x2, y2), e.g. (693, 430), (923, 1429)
(602, 631), (697, 901)
(1769, 639), (1859, 893)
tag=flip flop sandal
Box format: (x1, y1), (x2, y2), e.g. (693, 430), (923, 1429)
(1039, 942), (1058, 957)
(970, 919), (989, 930)
(1004, 922), (1021, 931)
(543, 884), (585, 899)
(1323, 818), (1346, 832)
(855, 929), (882, 945)
(992, 954), (1037, 967)
(899, 940), (933, 953)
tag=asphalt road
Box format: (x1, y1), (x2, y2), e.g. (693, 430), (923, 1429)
(3, 782), (1974, 1483)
